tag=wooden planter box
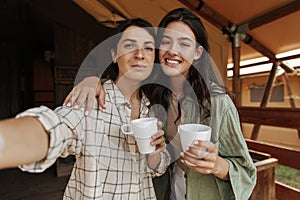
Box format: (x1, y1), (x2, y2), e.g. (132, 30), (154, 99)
(249, 150), (278, 200)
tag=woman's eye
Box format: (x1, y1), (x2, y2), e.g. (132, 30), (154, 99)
(124, 43), (135, 49)
(161, 40), (171, 45)
(180, 42), (191, 47)
(144, 47), (154, 52)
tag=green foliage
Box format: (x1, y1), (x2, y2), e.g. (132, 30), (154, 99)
(275, 164), (300, 189)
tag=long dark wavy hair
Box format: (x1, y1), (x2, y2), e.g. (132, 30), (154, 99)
(152, 8), (226, 123)
(101, 18), (157, 101)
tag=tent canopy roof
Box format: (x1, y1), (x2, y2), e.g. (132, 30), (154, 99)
(73, 0), (300, 68)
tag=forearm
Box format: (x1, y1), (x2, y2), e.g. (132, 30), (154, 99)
(0, 117), (49, 169)
(147, 153), (161, 170)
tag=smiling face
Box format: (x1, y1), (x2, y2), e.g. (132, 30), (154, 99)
(159, 21), (203, 78)
(113, 26), (155, 83)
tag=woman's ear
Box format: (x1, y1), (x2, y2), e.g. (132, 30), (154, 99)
(193, 45), (203, 60)
(111, 49), (117, 63)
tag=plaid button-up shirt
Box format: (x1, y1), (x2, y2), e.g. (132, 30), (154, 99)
(17, 80), (170, 200)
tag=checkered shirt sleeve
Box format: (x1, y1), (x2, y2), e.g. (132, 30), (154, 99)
(16, 80), (170, 200)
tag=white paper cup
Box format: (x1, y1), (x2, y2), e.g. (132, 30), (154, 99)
(121, 117), (158, 138)
(135, 136), (155, 154)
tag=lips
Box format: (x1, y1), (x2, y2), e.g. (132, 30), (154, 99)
(130, 64), (147, 69)
(164, 58), (182, 66)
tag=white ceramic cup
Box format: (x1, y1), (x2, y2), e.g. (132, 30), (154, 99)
(121, 117), (158, 154)
(178, 123), (211, 151)
(178, 124), (211, 166)
(135, 136), (156, 154)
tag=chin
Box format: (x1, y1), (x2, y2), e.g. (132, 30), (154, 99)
(162, 66), (180, 77)
(130, 75), (149, 82)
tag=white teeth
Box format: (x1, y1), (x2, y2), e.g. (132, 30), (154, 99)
(166, 59), (180, 64)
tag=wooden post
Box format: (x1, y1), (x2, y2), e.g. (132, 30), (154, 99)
(282, 72), (300, 139)
(232, 33), (241, 106)
(249, 151), (278, 200)
(250, 62), (279, 140)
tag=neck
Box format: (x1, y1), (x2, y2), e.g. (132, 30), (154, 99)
(115, 77), (141, 102)
(169, 75), (185, 99)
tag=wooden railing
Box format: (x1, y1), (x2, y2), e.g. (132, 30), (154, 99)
(246, 139), (300, 199)
(238, 107), (300, 199)
(238, 107), (300, 130)
(246, 139), (300, 170)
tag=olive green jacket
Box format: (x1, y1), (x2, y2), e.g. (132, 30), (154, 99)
(153, 85), (257, 200)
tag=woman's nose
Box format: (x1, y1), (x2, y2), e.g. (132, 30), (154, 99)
(134, 48), (145, 59)
(168, 43), (180, 55)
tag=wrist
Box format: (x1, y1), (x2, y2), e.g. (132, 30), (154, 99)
(146, 152), (161, 170)
(213, 156), (229, 180)
(84, 76), (100, 82)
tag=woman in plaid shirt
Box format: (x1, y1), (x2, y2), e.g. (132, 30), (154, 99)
(0, 18), (170, 199)
(61, 8), (257, 200)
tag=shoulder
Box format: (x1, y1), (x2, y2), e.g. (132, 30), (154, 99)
(103, 79), (114, 90)
(102, 79), (129, 107)
(210, 94), (239, 120)
(102, 79), (115, 102)
(211, 93), (234, 107)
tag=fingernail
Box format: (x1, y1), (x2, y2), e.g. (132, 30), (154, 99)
(85, 111), (89, 116)
(180, 152), (184, 157)
(193, 140), (199, 145)
(74, 105), (79, 109)
(66, 103), (71, 107)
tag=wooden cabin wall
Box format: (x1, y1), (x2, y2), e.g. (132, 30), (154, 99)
(54, 24), (98, 106)
(203, 19), (229, 85)
(0, 0), (114, 119)
(0, 0), (34, 119)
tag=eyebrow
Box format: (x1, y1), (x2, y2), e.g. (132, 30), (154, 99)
(162, 35), (194, 43)
(121, 39), (154, 45)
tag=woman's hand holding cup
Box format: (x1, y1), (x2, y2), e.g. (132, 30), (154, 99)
(150, 129), (166, 155)
(181, 140), (230, 180)
(121, 117), (166, 154)
(181, 140), (218, 174)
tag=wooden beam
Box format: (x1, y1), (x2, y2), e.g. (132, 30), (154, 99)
(228, 60), (271, 70)
(250, 63), (278, 139)
(282, 72), (300, 139)
(178, 0), (230, 30)
(238, 0), (300, 32)
(261, 63), (279, 107)
(246, 139), (300, 170)
(282, 72), (296, 107)
(277, 54), (300, 62)
(242, 34), (277, 61)
(239, 107), (300, 130)
(280, 63), (295, 73)
(227, 54), (300, 71)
